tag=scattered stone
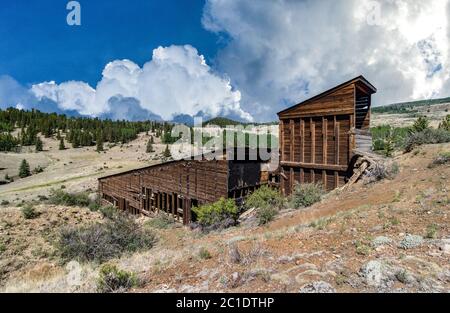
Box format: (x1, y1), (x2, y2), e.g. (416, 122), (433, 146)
(398, 235), (424, 250)
(359, 260), (396, 288)
(299, 281), (336, 293)
(371, 236), (393, 248)
(436, 239), (450, 255)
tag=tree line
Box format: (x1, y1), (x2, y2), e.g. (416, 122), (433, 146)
(0, 107), (174, 152)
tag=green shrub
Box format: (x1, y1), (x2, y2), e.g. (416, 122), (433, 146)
(411, 116), (430, 133)
(145, 214), (175, 229)
(290, 183), (324, 209)
(19, 159), (31, 178)
(404, 128), (450, 152)
(56, 214), (156, 263)
(1, 200), (10, 206)
(245, 185), (284, 210)
(21, 204), (39, 219)
(97, 264), (137, 293)
(192, 197), (238, 227)
(48, 189), (91, 207)
(372, 139), (385, 151)
(439, 115), (450, 131)
(33, 166), (44, 174)
(198, 247), (212, 260)
(426, 224), (439, 239)
(256, 206), (278, 225)
(99, 205), (118, 219)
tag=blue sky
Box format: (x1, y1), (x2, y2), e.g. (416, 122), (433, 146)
(0, 0), (217, 86)
(0, 1), (448, 122)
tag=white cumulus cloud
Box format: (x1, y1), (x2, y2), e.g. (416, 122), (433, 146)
(31, 45), (252, 121)
(203, 0), (450, 120)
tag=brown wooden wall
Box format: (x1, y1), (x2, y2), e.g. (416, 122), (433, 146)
(98, 156), (271, 224)
(278, 83), (362, 194)
(99, 159), (229, 224)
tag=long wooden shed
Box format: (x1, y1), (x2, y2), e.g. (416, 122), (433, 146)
(98, 149), (276, 224)
(277, 75), (376, 195)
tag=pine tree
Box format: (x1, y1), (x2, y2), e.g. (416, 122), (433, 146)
(96, 131), (104, 152)
(19, 159), (31, 178)
(146, 139), (154, 153)
(150, 135), (154, 144)
(72, 130), (80, 148)
(163, 144), (171, 158)
(35, 137), (43, 152)
(59, 137), (65, 150)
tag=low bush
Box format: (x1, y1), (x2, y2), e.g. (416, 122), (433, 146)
(192, 198), (238, 228)
(1, 200), (10, 206)
(256, 206), (278, 225)
(198, 247), (212, 260)
(145, 214), (175, 229)
(244, 185), (284, 210)
(21, 204), (39, 219)
(404, 128), (450, 152)
(365, 162), (399, 183)
(99, 205), (118, 219)
(428, 152), (450, 168)
(97, 264), (137, 293)
(290, 183), (324, 209)
(426, 224), (439, 239)
(48, 189), (92, 207)
(56, 214), (157, 263)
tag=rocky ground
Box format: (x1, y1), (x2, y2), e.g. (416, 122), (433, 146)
(0, 143), (448, 293)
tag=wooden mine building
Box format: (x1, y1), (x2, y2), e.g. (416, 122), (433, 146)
(277, 75), (376, 195)
(98, 149), (277, 224)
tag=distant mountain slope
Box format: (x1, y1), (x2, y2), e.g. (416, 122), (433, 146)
(373, 97), (450, 114)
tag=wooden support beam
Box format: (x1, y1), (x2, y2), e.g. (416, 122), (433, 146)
(334, 171), (339, 189)
(334, 116), (340, 165)
(301, 119), (305, 163)
(322, 170), (327, 189)
(172, 193), (176, 218)
(300, 168), (304, 184)
(280, 120), (285, 162)
(290, 120), (295, 162)
(323, 117), (328, 165)
(311, 118), (315, 164)
(290, 168), (294, 192)
(280, 161), (347, 171)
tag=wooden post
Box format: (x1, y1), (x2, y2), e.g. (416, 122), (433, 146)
(300, 168), (304, 184)
(311, 118), (315, 164)
(172, 193), (176, 218)
(290, 120), (295, 162)
(334, 171), (339, 189)
(290, 168), (294, 192)
(323, 117), (327, 165)
(334, 116), (340, 165)
(322, 170), (327, 189)
(301, 119), (305, 163)
(280, 120), (285, 162)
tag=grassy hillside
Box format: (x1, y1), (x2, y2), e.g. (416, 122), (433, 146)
(373, 97), (450, 114)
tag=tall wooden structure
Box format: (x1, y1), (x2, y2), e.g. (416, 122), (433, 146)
(98, 149), (276, 224)
(277, 76), (376, 194)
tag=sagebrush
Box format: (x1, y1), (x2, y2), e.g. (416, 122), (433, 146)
(192, 197), (238, 227)
(290, 183), (324, 208)
(97, 264), (137, 293)
(57, 213), (157, 263)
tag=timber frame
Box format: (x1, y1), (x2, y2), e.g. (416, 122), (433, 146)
(98, 149), (277, 224)
(277, 75), (376, 194)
